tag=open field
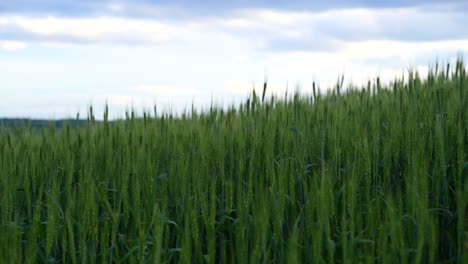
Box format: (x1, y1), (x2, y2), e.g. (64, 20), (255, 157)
(0, 61), (466, 263)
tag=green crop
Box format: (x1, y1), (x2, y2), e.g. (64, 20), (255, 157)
(0, 60), (466, 263)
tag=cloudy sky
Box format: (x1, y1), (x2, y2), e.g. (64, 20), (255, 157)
(1, 0), (467, 119)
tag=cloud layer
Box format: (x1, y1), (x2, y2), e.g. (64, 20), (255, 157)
(2, 3), (467, 52)
(1, 1), (467, 118)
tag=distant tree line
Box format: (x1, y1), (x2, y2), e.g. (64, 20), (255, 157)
(0, 119), (89, 129)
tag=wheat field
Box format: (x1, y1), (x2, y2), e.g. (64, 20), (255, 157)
(0, 60), (466, 263)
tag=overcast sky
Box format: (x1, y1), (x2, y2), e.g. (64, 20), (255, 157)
(1, 0), (467, 119)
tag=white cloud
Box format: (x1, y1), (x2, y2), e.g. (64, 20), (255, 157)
(0, 40), (26, 50)
(228, 9), (310, 26)
(108, 4), (124, 12)
(339, 39), (468, 60)
(2, 2), (467, 50)
(107, 95), (134, 106)
(1, 3), (467, 118)
(134, 85), (202, 96)
(3, 16), (182, 44)
(205, 4), (468, 52)
(251, 39), (468, 90)
(208, 9), (311, 33)
(219, 18), (257, 28)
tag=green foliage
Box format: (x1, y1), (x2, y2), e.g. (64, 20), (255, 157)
(0, 60), (467, 263)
